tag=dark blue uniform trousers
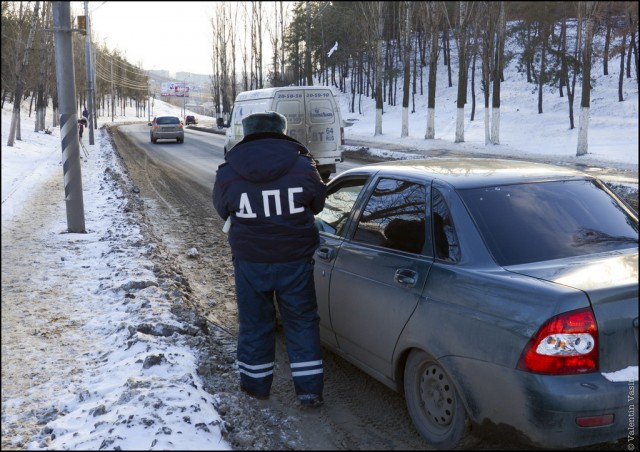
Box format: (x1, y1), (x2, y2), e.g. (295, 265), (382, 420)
(233, 257), (324, 400)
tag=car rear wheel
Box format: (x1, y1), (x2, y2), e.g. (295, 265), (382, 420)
(404, 350), (468, 449)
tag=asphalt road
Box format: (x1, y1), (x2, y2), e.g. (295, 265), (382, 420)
(109, 122), (634, 451)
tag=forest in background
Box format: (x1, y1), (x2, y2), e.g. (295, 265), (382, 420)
(2, 1), (638, 152)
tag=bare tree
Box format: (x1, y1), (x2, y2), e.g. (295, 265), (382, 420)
(35, 1), (50, 132)
(358, 1), (385, 136)
(490, 1), (505, 144)
(240, 2), (250, 91)
(252, 1), (264, 89)
(453, 1), (477, 143)
(305, 1), (313, 85)
(424, 2), (444, 139)
(374, 1), (384, 135)
(400, 1), (412, 138)
(617, 10), (628, 102)
(479, 1), (497, 144)
(7, 1), (39, 147)
(212, 2), (234, 114)
(577, 1), (600, 156)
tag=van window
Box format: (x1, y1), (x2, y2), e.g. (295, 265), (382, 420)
(308, 99), (335, 124)
(277, 101), (304, 125)
(233, 101), (269, 127)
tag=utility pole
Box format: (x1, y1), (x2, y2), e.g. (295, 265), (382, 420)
(52, 1), (85, 233)
(84, 1), (95, 145)
(111, 58), (115, 122)
(91, 42), (98, 128)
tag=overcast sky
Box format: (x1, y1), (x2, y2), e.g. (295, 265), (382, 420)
(76, 1), (217, 76)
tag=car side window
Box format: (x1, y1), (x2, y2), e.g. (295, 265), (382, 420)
(432, 188), (460, 262)
(315, 178), (367, 237)
(352, 178), (427, 254)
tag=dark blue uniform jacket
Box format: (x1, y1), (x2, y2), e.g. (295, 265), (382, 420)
(213, 132), (326, 263)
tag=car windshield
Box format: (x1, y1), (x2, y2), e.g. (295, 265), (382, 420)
(458, 179), (639, 266)
(157, 117), (179, 125)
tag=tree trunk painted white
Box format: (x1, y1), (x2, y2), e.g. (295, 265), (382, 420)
(491, 107), (500, 144)
(375, 108), (383, 136)
(401, 107), (409, 137)
(374, 2), (384, 136)
(426, 108), (435, 139)
(455, 108), (465, 142)
(7, 1), (40, 146)
(484, 108), (490, 145)
(577, 106), (590, 155)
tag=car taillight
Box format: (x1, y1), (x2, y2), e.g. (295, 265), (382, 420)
(517, 307), (598, 375)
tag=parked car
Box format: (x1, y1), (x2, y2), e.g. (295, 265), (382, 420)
(150, 115), (184, 143)
(185, 115), (197, 125)
(313, 158), (638, 449)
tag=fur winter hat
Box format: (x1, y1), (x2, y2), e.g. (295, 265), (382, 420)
(242, 111), (287, 136)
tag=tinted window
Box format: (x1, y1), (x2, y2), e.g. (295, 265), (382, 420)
(459, 180), (639, 266)
(157, 117), (179, 125)
(315, 178), (367, 236)
(353, 178), (427, 254)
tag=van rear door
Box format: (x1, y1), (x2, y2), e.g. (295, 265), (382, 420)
(272, 89), (307, 146)
(303, 88), (340, 160)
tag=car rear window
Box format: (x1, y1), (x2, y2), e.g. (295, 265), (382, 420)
(157, 117), (179, 125)
(459, 180), (639, 266)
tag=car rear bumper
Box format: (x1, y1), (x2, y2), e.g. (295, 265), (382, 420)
(443, 356), (637, 448)
(153, 132), (184, 140)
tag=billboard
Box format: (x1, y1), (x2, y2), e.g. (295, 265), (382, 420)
(160, 81), (190, 97)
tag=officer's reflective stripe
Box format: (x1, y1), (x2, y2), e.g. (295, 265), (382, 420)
(237, 360), (274, 370)
(290, 360), (322, 368)
(292, 368), (324, 377)
(237, 360), (274, 378)
(290, 360), (323, 378)
(238, 368), (273, 378)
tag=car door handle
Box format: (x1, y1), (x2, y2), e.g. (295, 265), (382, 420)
(316, 246), (334, 261)
(395, 269), (417, 287)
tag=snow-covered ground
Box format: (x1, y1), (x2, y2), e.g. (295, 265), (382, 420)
(2, 38), (638, 450)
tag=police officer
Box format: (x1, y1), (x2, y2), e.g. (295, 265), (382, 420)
(213, 111), (326, 407)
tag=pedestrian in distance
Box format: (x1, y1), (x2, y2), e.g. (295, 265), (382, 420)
(213, 111), (327, 408)
(82, 107), (89, 119)
(77, 118), (85, 140)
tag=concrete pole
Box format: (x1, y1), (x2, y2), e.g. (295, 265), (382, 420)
(84, 1), (95, 145)
(91, 42), (98, 128)
(53, 1), (85, 233)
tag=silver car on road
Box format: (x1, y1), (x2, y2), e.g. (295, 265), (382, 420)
(150, 115), (184, 144)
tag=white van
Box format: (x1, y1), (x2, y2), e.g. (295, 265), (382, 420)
(224, 86), (344, 180)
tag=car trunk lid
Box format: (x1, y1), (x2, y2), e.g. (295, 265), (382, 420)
(506, 250), (639, 372)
